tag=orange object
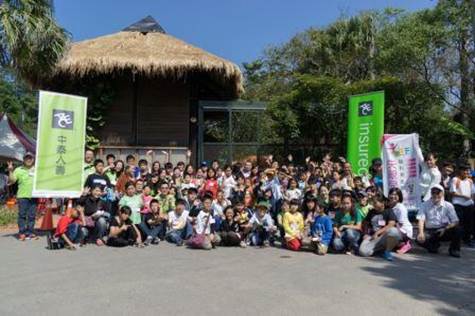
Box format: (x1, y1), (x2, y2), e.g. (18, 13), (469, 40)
(6, 197), (16, 208)
(65, 199), (74, 217)
(40, 206), (54, 231)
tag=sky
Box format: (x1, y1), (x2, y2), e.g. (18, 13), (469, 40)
(54, 0), (436, 66)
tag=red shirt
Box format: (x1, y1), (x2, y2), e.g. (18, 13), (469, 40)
(55, 216), (79, 237)
(203, 179), (219, 199)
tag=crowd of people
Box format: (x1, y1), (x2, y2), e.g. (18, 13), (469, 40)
(5, 149), (475, 260)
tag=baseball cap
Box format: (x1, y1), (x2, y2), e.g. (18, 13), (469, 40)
(256, 201), (270, 210)
(200, 161), (208, 167)
(430, 184), (444, 193)
(23, 152), (34, 159)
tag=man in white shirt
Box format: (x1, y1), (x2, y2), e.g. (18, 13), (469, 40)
(165, 199), (191, 246)
(417, 184), (462, 257)
(450, 165), (474, 246)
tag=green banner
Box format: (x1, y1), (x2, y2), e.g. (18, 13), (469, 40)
(347, 91), (384, 176)
(33, 91), (87, 198)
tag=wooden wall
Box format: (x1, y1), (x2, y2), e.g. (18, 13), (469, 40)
(99, 76), (190, 147)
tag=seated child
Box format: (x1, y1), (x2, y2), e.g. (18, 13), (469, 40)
(54, 202), (86, 250)
(166, 199), (192, 246)
(107, 206), (144, 248)
(188, 195), (220, 250)
(234, 200), (252, 240)
(283, 199), (304, 251)
(219, 206), (245, 247)
(276, 200), (290, 242)
(139, 199), (166, 245)
(309, 200), (333, 255)
(247, 201), (276, 247)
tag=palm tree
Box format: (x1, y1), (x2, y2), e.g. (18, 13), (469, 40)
(0, 0), (69, 86)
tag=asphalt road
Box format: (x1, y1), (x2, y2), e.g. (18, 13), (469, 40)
(0, 233), (474, 316)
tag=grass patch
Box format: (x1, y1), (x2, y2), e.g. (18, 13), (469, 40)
(0, 206), (17, 227)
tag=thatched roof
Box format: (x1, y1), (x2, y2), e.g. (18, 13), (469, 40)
(53, 16), (243, 95)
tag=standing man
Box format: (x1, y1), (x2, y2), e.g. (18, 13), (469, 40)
(8, 152), (37, 241)
(83, 149), (95, 183)
(450, 164), (474, 247)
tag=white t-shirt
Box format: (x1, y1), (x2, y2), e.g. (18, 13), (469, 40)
(168, 210), (189, 230)
(284, 188), (302, 201)
(222, 175), (236, 199)
(392, 203), (413, 239)
(450, 177), (474, 206)
(195, 211), (215, 235)
(420, 166), (442, 202)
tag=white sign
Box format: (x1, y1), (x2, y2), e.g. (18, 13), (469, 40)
(382, 133), (424, 210)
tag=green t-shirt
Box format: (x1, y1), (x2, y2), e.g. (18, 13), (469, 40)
(119, 194), (143, 225)
(334, 210), (362, 227)
(105, 170), (117, 186)
(13, 166), (34, 198)
(155, 194), (176, 213)
(356, 204), (370, 219)
(83, 164), (95, 183)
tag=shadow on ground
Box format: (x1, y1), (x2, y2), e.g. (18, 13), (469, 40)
(361, 247), (475, 315)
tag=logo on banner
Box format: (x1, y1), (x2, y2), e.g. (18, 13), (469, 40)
(358, 101), (373, 116)
(52, 110), (74, 129)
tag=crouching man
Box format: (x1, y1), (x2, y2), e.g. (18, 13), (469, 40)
(416, 184), (462, 258)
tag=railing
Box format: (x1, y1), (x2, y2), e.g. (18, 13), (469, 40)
(97, 146), (190, 165)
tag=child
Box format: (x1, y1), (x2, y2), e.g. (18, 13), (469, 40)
(219, 206), (244, 247)
(118, 181), (143, 226)
(332, 194), (362, 255)
(55, 202), (86, 250)
(141, 184), (153, 215)
(284, 178), (302, 202)
(234, 200), (252, 239)
(283, 199), (304, 251)
(247, 201), (276, 247)
(309, 200), (333, 255)
(139, 199), (166, 245)
(167, 199), (192, 246)
(277, 200), (290, 242)
(107, 206), (143, 247)
(188, 195), (220, 250)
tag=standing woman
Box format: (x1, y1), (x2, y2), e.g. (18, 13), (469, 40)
(387, 188), (413, 254)
(420, 153), (442, 202)
(7, 153), (37, 241)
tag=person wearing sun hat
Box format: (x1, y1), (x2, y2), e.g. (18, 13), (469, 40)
(7, 152), (37, 241)
(247, 200), (276, 247)
(417, 184), (462, 257)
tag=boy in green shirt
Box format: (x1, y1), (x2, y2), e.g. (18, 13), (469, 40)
(7, 152), (37, 241)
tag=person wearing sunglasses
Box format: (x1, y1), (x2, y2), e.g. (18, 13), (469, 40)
(416, 184), (462, 257)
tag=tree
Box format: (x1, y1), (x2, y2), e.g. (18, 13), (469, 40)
(0, 0), (69, 85)
(243, 6), (473, 162)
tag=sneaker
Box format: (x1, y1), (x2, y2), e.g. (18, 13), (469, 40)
(29, 234), (39, 240)
(239, 241), (247, 248)
(397, 241), (412, 254)
(151, 237), (160, 245)
(383, 250), (394, 261)
(449, 249), (461, 258)
(176, 240), (184, 247)
(18, 234), (26, 241)
(263, 240), (270, 247)
(96, 239), (104, 246)
(144, 236), (153, 246)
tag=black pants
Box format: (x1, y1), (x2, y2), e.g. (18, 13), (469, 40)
(219, 231), (241, 246)
(417, 226), (462, 252)
(454, 204), (474, 243)
(107, 226), (138, 247)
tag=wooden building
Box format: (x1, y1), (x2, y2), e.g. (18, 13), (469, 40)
(40, 16), (244, 164)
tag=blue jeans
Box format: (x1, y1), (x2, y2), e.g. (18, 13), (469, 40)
(250, 227), (271, 246)
(139, 222), (163, 239)
(166, 222), (192, 244)
(17, 198), (37, 235)
(332, 229), (361, 253)
(59, 223), (85, 246)
(81, 216), (108, 241)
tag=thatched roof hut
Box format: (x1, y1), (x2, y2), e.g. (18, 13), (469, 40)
(53, 15), (243, 96)
(40, 16), (246, 164)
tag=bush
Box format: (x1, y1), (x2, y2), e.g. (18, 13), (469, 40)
(0, 206), (17, 227)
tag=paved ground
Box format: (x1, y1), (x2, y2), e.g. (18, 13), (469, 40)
(0, 233), (474, 316)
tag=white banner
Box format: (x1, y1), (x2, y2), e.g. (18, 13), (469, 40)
(382, 133), (424, 210)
